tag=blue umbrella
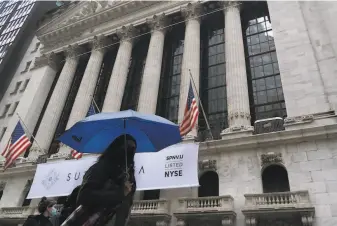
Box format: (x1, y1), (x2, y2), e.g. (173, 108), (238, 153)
(58, 110), (182, 154)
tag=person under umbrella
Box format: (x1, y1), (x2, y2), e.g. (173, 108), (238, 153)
(61, 134), (136, 226)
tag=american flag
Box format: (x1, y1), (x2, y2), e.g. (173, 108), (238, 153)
(1, 122), (31, 170)
(70, 103), (97, 159)
(179, 81), (199, 136)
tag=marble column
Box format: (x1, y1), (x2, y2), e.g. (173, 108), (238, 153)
(65, 36), (109, 129)
(222, 1), (253, 137)
(30, 45), (84, 157)
(102, 25), (137, 112)
(178, 3), (202, 138)
(137, 14), (168, 114)
(58, 36), (110, 154)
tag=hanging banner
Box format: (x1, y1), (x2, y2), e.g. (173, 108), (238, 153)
(27, 143), (199, 199)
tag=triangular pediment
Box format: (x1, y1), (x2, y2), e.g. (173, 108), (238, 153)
(37, 1), (129, 36)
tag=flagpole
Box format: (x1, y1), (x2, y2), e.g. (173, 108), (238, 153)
(92, 98), (101, 113)
(90, 95), (101, 113)
(16, 113), (43, 152)
(188, 69), (214, 140)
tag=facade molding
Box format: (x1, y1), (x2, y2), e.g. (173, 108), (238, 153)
(200, 117), (337, 156)
(38, 1), (187, 54)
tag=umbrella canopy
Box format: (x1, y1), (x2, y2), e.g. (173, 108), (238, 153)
(58, 110), (182, 154)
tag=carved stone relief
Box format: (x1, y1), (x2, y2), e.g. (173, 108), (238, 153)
(260, 152), (283, 167)
(117, 25), (139, 43)
(284, 114), (314, 125)
(92, 35), (111, 52)
(147, 13), (169, 33)
(181, 2), (203, 21)
(31, 52), (61, 71)
(64, 44), (85, 59)
(199, 159), (217, 171)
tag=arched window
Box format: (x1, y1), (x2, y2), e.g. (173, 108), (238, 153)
(262, 165), (290, 193)
(143, 189), (160, 200)
(198, 171), (219, 197)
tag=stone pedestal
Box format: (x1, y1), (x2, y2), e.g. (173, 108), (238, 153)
(137, 14), (168, 114)
(30, 45), (83, 157)
(221, 1), (253, 138)
(102, 25), (137, 112)
(178, 3), (202, 138)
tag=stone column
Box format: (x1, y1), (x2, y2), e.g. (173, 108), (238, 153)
(102, 25), (137, 112)
(30, 45), (84, 157)
(137, 14), (168, 114)
(178, 3), (202, 138)
(58, 36), (110, 154)
(221, 1), (253, 137)
(65, 36), (109, 129)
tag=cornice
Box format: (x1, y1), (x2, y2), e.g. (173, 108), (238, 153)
(199, 122), (337, 155)
(39, 1), (187, 54)
(1, 122), (337, 178)
(38, 1), (159, 51)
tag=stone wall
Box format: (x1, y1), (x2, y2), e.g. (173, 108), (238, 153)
(212, 137), (337, 226)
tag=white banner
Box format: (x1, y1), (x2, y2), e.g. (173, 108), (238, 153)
(27, 143), (199, 199)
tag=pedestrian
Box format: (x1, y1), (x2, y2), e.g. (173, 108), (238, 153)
(23, 197), (57, 226)
(61, 134), (137, 226)
(58, 185), (81, 225)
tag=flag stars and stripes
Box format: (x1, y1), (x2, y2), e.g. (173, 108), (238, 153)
(1, 122), (31, 170)
(179, 81), (199, 136)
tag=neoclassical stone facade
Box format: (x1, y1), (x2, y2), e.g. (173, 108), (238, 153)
(1, 1), (337, 226)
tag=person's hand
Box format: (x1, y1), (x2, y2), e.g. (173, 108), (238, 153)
(124, 181), (133, 196)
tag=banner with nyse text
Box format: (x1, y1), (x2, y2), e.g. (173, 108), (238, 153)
(27, 143), (199, 199)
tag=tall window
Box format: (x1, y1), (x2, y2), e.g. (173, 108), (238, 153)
(242, 2), (286, 122)
(157, 24), (185, 123)
(200, 12), (227, 138)
(121, 37), (150, 111)
(21, 179), (32, 207)
(93, 49), (117, 111)
(49, 55), (89, 155)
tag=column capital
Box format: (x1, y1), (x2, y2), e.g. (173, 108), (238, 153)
(147, 13), (169, 33)
(181, 2), (203, 21)
(219, 0), (242, 12)
(32, 52), (61, 71)
(117, 25), (138, 43)
(64, 44), (85, 59)
(91, 35), (111, 52)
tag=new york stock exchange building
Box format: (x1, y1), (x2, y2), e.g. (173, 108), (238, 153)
(1, 1), (337, 226)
